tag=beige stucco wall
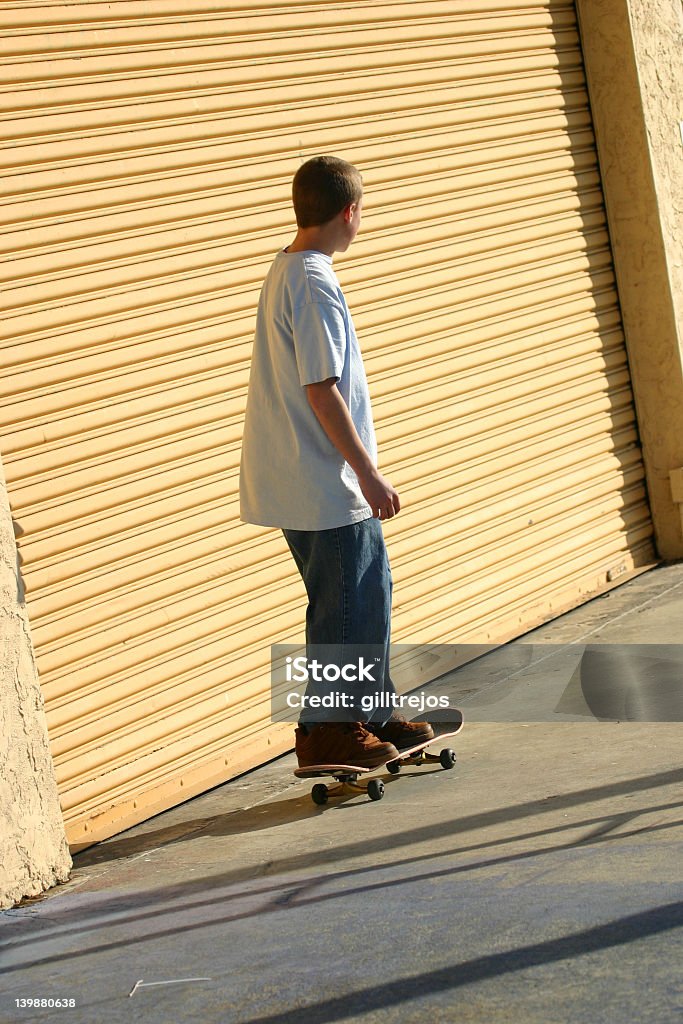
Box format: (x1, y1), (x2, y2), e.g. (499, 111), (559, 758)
(0, 457), (71, 909)
(628, 0), (683, 308)
(577, 0), (683, 558)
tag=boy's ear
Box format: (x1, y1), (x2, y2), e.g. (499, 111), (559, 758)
(342, 202), (356, 223)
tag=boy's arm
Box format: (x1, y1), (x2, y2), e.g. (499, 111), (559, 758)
(306, 378), (401, 520)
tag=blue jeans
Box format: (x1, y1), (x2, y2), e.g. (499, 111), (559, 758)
(282, 517), (397, 725)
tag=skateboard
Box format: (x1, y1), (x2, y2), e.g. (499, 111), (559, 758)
(294, 713), (464, 805)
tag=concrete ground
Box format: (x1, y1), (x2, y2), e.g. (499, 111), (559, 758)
(1, 563), (682, 1024)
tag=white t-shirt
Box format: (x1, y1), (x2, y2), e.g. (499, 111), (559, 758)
(239, 249), (377, 531)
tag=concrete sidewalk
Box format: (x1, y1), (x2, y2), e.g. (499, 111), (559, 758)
(1, 563), (682, 1024)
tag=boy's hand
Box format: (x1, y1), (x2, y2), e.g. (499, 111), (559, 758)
(358, 467), (401, 520)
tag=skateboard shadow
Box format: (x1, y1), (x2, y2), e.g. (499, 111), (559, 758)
(71, 782), (389, 869)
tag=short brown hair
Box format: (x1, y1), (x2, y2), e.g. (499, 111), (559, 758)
(292, 156), (363, 228)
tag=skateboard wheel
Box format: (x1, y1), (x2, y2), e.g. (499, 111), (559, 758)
(439, 748), (456, 770)
(386, 760), (401, 775)
(311, 784), (329, 805)
(367, 779), (385, 801)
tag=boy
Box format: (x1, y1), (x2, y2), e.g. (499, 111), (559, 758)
(239, 155), (434, 768)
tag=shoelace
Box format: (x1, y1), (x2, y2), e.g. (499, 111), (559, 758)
(343, 721), (373, 741)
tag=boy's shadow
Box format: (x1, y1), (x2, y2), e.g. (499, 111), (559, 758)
(72, 772), (405, 868)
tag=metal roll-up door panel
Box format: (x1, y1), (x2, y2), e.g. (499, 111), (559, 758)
(0, 0), (654, 849)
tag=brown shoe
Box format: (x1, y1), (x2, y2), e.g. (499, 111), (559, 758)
(295, 722), (399, 769)
(366, 714), (435, 751)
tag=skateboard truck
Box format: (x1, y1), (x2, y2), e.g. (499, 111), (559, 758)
(305, 770), (385, 806)
(297, 768), (386, 806)
(386, 744), (457, 774)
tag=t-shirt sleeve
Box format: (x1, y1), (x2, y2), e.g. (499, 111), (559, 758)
(291, 300), (347, 386)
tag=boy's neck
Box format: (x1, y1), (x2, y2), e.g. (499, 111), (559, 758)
(286, 226), (337, 258)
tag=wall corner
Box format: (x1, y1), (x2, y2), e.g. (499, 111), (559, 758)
(0, 456), (72, 910)
(576, 0), (683, 559)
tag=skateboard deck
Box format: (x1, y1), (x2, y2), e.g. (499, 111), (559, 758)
(294, 712), (463, 805)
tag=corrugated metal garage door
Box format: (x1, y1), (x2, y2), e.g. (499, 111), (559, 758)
(0, 0), (654, 849)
